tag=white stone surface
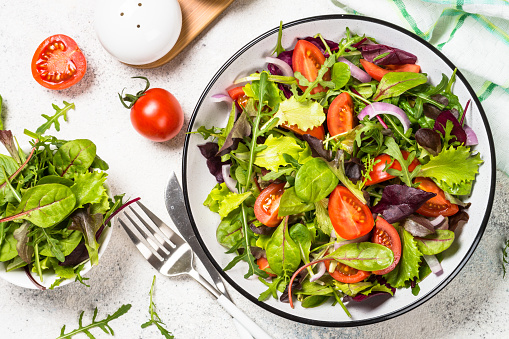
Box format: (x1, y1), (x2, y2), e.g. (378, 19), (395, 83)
(0, 0), (508, 338)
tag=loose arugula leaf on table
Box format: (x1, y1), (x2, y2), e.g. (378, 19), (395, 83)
(56, 304), (131, 339)
(141, 276), (175, 339)
(35, 101), (75, 135)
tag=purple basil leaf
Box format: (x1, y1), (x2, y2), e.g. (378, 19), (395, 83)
(359, 44), (417, 65)
(415, 128), (442, 156)
(301, 134), (332, 161)
(198, 142), (226, 183)
(433, 110), (467, 144)
(198, 142), (219, 159)
(371, 185), (437, 223)
(344, 158), (364, 184)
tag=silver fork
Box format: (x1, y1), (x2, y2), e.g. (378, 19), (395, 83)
(119, 201), (272, 339)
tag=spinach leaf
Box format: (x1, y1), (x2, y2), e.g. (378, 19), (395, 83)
(295, 158), (338, 203)
(331, 62), (351, 89)
(91, 155), (109, 171)
(289, 223), (312, 264)
(4, 184), (76, 228)
(301, 295), (330, 308)
(53, 139), (96, 179)
(216, 210), (243, 248)
(266, 217), (301, 278)
(0, 227), (18, 261)
(37, 175), (74, 187)
(373, 72), (428, 101)
(278, 187), (315, 217)
(327, 242), (394, 272)
(415, 230), (455, 255)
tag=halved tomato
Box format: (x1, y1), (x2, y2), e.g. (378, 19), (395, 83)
(257, 257), (277, 277)
(328, 186), (374, 240)
(31, 34), (86, 90)
(292, 40), (330, 94)
(359, 59), (420, 82)
(323, 259), (371, 283)
(327, 92), (354, 136)
(414, 177), (459, 217)
(365, 150), (420, 186)
(281, 123), (325, 140)
(254, 182), (285, 227)
(371, 217), (401, 275)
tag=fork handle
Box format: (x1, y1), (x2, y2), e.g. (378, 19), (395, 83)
(217, 294), (273, 339)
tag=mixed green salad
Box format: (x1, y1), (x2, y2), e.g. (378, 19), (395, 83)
(0, 102), (124, 289)
(197, 26), (482, 313)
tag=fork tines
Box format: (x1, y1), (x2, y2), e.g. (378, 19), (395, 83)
(119, 201), (178, 262)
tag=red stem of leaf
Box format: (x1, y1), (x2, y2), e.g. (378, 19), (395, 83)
(24, 266), (46, 291)
(460, 99), (471, 126)
(376, 116), (389, 129)
(96, 197), (141, 239)
(288, 257), (330, 308)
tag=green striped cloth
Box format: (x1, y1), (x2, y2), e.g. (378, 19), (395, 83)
(332, 0), (509, 175)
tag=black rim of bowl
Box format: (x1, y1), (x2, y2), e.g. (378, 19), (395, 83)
(182, 14), (496, 327)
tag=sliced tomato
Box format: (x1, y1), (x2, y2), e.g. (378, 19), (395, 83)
(227, 86), (248, 108)
(414, 177), (459, 217)
(292, 40), (330, 94)
(365, 150), (420, 186)
(31, 34), (86, 90)
(371, 217), (401, 275)
(323, 259), (371, 283)
(257, 257), (277, 277)
(328, 186), (374, 240)
(359, 59), (420, 82)
(281, 123), (325, 140)
(327, 92), (354, 136)
(254, 182), (285, 227)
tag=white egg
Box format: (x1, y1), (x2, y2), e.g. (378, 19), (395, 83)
(94, 0), (182, 65)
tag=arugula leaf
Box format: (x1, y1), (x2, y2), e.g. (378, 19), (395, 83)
(258, 276), (284, 301)
(383, 225), (422, 288)
(272, 21), (286, 56)
(273, 96), (326, 131)
(56, 304), (131, 339)
(384, 137), (421, 186)
(141, 276), (174, 339)
(36, 101), (75, 135)
(419, 145), (483, 195)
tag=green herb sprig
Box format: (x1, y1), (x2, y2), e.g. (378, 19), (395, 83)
(141, 276), (174, 339)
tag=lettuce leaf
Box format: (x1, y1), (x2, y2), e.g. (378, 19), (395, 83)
(254, 135), (305, 172)
(203, 183), (251, 218)
(419, 145), (483, 195)
(273, 96), (326, 131)
(383, 225), (422, 288)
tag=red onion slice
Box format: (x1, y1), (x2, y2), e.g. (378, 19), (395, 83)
(222, 164), (238, 193)
(211, 94), (233, 104)
(265, 56), (293, 77)
(463, 124), (478, 146)
(358, 102), (411, 132)
(337, 57), (371, 83)
(429, 215), (445, 227)
(423, 254), (443, 275)
(309, 262), (326, 282)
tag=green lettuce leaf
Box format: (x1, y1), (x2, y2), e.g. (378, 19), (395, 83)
(243, 79), (282, 109)
(273, 96), (326, 131)
(383, 225), (422, 288)
(203, 183), (251, 218)
(254, 135), (305, 172)
(70, 171), (108, 208)
(419, 145), (483, 195)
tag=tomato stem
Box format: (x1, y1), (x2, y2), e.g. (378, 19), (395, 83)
(118, 76), (151, 109)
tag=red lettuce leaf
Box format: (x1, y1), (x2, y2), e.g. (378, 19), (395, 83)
(371, 185), (436, 223)
(359, 44), (417, 65)
(433, 110), (467, 145)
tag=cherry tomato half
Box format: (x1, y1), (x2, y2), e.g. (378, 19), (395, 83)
(327, 92), (354, 136)
(328, 186), (374, 240)
(254, 182), (285, 227)
(227, 86), (248, 108)
(371, 217), (401, 275)
(281, 123), (325, 140)
(324, 259), (371, 283)
(414, 177), (459, 217)
(292, 40), (330, 94)
(365, 150), (420, 186)
(359, 59), (421, 82)
(257, 257), (277, 277)
(31, 34), (87, 90)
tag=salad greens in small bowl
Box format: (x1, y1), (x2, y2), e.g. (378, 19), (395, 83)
(183, 15), (495, 326)
(0, 102), (124, 290)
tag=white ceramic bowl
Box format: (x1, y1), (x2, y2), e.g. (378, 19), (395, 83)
(0, 186), (115, 290)
(183, 15), (496, 326)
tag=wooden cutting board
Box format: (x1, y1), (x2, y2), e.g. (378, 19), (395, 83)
(129, 0), (235, 69)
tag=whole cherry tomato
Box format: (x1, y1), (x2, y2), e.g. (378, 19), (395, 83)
(119, 77), (184, 142)
(31, 34), (87, 90)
